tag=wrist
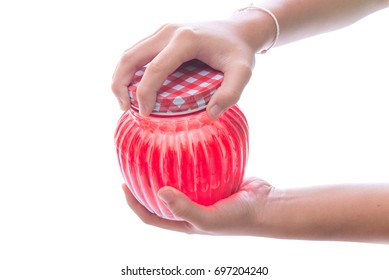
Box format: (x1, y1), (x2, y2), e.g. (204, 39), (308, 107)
(254, 187), (288, 238)
(231, 6), (279, 53)
(257, 187), (332, 240)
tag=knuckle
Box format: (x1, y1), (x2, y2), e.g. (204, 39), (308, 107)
(111, 82), (120, 94)
(120, 49), (134, 64)
(174, 26), (197, 39)
(159, 23), (180, 34)
(237, 61), (253, 78)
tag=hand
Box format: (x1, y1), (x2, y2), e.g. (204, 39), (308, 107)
(122, 177), (274, 235)
(111, 14), (269, 119)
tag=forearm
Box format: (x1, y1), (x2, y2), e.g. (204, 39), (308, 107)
(233, 0), (388, 52)
(260, 183), (389, 243)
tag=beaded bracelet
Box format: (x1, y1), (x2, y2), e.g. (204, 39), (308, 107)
(237, 4), (280, 54)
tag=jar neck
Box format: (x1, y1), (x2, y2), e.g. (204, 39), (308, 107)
(129, 106), (208, 120)
(128, 106), (215, 133)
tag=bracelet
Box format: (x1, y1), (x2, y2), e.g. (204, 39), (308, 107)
(237, 4), (280, 54)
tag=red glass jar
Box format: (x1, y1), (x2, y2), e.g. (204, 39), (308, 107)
(115, 60), (249, 220)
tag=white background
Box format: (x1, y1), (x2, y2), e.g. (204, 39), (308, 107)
(1, 1), (388, 279)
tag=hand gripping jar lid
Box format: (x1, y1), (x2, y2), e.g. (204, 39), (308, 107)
(128, 59), (224, 115)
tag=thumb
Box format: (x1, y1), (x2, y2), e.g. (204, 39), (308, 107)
(158, 187), (207, 222)
(207, 62), (252, 119)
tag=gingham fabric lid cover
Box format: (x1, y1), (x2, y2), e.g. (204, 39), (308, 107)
(128, 59), (224, 114)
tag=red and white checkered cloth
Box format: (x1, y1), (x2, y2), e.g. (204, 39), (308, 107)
(128, 59), (224, 114)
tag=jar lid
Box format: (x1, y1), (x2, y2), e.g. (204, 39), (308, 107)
(128, 59), (224, 115)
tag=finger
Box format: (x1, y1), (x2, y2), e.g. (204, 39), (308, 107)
(111, 26), (174, 110)
(121, 184), (196, 233)
(111, 26), (164, 80)
(207, 60), (253, 119)
(135, 27), (199, 116)
(111, 52), (153, 110)
(157, 187), (215, 228)
(158, 186), (254, 235)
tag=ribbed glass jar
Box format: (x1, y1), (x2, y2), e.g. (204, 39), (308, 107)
(115, 106), (249, 220)
(114, 59), (249, 220)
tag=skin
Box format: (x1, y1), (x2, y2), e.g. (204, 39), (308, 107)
(122, 180), (389, 243)
(112, 0), (388, 118)
(112, 0), (389, 242)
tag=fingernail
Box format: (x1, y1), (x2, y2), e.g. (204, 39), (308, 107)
(209, 104), (224, 119)
(158, 189), (175, 205)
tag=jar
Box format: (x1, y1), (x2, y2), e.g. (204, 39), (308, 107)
(115, 60), (249, 220)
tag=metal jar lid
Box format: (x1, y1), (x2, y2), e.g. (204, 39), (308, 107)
(128, 59), (224, 115)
